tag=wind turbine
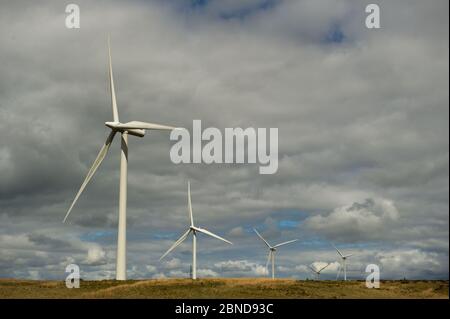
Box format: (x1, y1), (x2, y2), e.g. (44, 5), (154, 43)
(308, 263), (330, 280)
(332, 243), (353, 281)
(63, 38), (178, 280)
(253, 229), (298, 280)
(160, 181), (232, 280)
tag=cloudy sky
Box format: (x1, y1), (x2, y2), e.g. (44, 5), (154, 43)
(0, 0), (448, 281)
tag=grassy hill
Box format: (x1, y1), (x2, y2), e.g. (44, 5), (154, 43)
(0, 278), (447, 299)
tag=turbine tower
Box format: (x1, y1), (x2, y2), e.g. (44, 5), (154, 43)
(63, 38), (177, 280)
(160, 181), (232, 280)
(308, 263), (330, 280)
(253, 228), (298, 280)
(332, 243), (353, 281)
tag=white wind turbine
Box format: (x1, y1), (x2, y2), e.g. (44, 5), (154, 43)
(308, 263), (330, 280)
(332, 243), (353, 281)
(63, 39), (178, 280)
(253, 229), (298, 280)
(160, 181), (232, 280)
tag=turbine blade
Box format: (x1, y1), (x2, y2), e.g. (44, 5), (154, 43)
(273, 239), (299, 248)
(188, 181), (194, 227)
(116, 121), (176, 131)
(319, 263), (330, 273)
(63, 130), (116, 223)
(344, 254), (354, 258)
(159, 229), (191, 260)
(108, 37), (119, 122)
(253, 228), (271, 248)
(332, 243), (344, 257)
(192, 226), (232, 244)
(308, 265), (317, 273)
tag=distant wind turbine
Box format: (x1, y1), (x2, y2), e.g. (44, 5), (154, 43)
(332, 243), (353, 281)
(253, 229), (298, 279)
(308, 263), (330, 280)
(63, 38), (178, 281)
(160, 181), (232, 280)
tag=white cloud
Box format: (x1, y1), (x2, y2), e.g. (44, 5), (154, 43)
(169, 270), (189, 278)
(84, 245), (107, 266)
(164, 258), (182, 270)
(254, 265), (268, 276)
(228, 226), (245, 237)
(214, 259), (269, 276)
(295, 265), (309, 273)
(376, 249), (446, 279)
(197, 268), (219, 277)
(28, 270), (40, 280)
(305, 198), (399, 241)
(145, 265), (157, 273)
(152, 272), (167, 279)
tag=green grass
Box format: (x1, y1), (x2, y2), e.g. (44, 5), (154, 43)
(0, 278), (448, 299)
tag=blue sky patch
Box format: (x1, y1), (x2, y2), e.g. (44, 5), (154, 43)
(80, 230), (114, 242)
(153, 232), (178, 240)
(190, 0), (209, 9)
(325, 24), (345, 43)
(219, 0), (278, 20)
(278, 220), (298, 228)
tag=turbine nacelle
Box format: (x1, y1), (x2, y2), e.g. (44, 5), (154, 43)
(105, 121), (146, 137)
(105, 121), (120, 129)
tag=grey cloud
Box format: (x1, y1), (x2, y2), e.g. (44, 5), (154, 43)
(304, 197), (400, 242)
(0, 0), (447, 280)
(27, 233), (72, 250)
